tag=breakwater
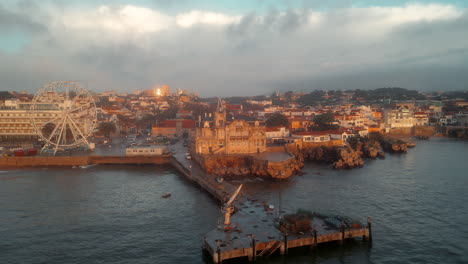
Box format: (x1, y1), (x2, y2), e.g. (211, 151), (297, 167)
(0, 155), (171, 167)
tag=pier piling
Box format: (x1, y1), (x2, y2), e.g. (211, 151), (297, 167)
(251, 235), (256, 262)
(340, 224), (345, 245)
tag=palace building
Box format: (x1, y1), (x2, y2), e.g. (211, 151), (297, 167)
(193, 100), (267, 155)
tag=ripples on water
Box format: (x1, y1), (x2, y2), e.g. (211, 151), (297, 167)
(1, 138), (467, 264)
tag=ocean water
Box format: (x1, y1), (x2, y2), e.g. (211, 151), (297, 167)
(1, 138), (467, 264)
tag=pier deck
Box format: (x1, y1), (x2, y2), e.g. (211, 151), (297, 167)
(169, 142), (371, 263)
(202, 198), (370, 263)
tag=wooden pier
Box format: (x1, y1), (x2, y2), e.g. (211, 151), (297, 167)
(169, 150), (372, 263)
(201, 197), (371, 263)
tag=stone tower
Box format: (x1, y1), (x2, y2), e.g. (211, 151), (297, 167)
(214, 98), (226, 128)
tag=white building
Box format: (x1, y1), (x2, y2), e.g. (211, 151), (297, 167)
(265, 127), (290, 139)
(126, 145), (168, 156)
(293, 132), (330, 143)
(384, 107), (414, 130)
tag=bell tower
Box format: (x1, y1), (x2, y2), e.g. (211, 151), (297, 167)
(214, 98), (226, 127)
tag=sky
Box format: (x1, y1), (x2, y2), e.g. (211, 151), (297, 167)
(1, 0), (468, 96)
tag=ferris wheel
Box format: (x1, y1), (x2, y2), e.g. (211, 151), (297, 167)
(29, 81), (97, 155)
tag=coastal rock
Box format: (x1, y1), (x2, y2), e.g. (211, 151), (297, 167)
(201, 154), (301, 180)
(299, 145), (364, 169)
(362, 141), (385, 159)
(333, 147), (364, 169)
(380, 138), (408, 153)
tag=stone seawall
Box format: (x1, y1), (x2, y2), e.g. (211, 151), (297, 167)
(0, 156), (90, 167)
(389, 126), (435, 136)
(0, 155), (172, 167)
(90, 155), (170, 165)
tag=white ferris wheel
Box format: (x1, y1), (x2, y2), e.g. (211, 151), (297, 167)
(29, 81), (97, 155)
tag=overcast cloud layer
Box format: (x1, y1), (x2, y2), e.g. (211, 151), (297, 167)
(0, 1), (467, 96)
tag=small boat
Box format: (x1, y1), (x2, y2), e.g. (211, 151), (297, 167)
(161, 192), (171, 198)
(406, 142), (416, 148)
(79, 164), (97, 169)
(216, 177), (224, 183)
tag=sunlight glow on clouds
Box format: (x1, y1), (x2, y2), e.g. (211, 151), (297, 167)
(176, 10), (242, 28)
(61, 5), (172, 34)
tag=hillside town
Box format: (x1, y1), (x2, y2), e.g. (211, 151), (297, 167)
(1, 86), (466, 149)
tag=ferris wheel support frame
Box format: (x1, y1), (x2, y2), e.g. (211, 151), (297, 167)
(29, 81), (97, 156)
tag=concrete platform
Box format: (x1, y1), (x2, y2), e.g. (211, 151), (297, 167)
(203, 198), (370, 263)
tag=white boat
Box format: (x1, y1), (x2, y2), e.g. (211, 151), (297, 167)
(79, 164), (97, 169)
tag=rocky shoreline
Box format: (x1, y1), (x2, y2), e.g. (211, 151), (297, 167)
(197, 133), (413, 179)
(289, 133), (409, 170)
(199, 154), (303, 180)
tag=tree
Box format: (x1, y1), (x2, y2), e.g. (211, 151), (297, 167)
(42, 123), (56, 138)
(117, 114), (131, 133)
(98, 122), (117, 138)
(311, 112), (339, 131)
(156, 106), (178, 122)
(313, 112), (335, 125)
(297, 90), (325, 106)
(368, 132), (384, 143)
(266, 113), (289, 127)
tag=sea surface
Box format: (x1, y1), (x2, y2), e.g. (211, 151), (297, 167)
(1, 138), (467, 264)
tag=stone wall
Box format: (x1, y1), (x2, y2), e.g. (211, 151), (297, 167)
(0, 156), (90, 167)
(90, 155), (170, 165)
(389, 126), (435, 136)
(0, 155), (172, 167)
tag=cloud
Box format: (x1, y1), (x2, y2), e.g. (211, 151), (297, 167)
(0, 3), (467, 95)
(0, 3), (45, 33)
(176, 10), (241, 28)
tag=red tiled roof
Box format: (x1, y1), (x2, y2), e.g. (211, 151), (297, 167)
(154, 119), (195, 128)
(266, 127), (280, 132)
(226, 104), (243, 111)
(294, 131), (329, 136)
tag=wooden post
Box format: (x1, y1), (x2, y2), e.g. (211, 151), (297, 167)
(252, 234), (256, 261)
(310, 226), (318, 251)
(340, 224), (345, 245)
(215, 240), (222, 264)
(313, 227), (318, 248)
(284, 233), (288, 255)
(367, 216), (373, 243)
